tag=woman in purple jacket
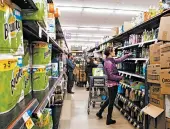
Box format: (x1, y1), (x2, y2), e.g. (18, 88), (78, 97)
(96, 47), (131, 125)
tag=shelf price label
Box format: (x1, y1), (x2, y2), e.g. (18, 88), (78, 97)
(25, 118), (34, 129)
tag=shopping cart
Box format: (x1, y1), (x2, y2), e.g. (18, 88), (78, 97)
(87, 76), (107, 114)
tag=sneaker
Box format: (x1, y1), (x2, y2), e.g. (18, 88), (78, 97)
(96, 112), (103, 119)
(106, 119), (116, 125)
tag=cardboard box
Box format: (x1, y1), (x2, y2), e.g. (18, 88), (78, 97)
(147, 64), (161, 84)
(158, 16), (170, 41)
(150, 86), (165, 109)
(166, 118), (170, 129)
(165, 95), (170, 118)
(124, 21), (133, 32)
(160, 69), (170, 94)
(142, 104), (165, 129)
(160, 43), (170, 69)
(149, 42), (163, 64)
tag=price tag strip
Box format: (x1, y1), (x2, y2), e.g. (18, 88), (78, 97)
(22, 111), (34, 129)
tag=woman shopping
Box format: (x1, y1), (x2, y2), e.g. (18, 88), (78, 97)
(96, 47), (131, 125)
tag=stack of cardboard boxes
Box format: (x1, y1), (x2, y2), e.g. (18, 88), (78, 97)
(142, 15), (170, 129)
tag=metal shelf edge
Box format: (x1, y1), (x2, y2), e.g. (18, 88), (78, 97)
(7, 98), (39, 129)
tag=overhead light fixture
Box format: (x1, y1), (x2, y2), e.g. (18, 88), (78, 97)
(79, 27), (98, 31)
(71, 34), (104, 38)
(62, 26), (78, 30)
(99, 28), (112, 31)
(115, 10), (141, 15)
(84, 8), (113, 14)
(57, 6), (82, 12)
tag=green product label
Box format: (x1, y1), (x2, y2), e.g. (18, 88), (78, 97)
(23, 67), (31, 96)
(32, 67), (48, 91)
(33, 43), (51, 65)
(0, 58), (23, 113)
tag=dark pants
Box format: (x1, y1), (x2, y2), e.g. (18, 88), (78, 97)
(67, 72), (74, 92)
(98, 86), (118, 119)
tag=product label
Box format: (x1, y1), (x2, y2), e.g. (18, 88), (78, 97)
(25, 118), (34, 129)
(33, 43), (47, 48)
(33, 68), (45, 73)
(0, 59), (17, 71)
(44, 50), (51, 59)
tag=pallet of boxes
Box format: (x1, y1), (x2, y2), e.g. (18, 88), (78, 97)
(142, 16), (170, 129)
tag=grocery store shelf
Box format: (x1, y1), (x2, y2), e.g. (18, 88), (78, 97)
(118, 70), (145, 79)
(119, 39), (157, 50)
(115, 104), (143, 129)
(120, 82), (145, 95)
(0, 97), (39, 129)
(117, 94), (141, 112)
(88, 9), (170, 52)
(0, 94), (38, 129)
(12, 0), (38, 13)
(33, 72), (64, 118)
(23, 21), (63, 53)
(125, 58), (149, 62)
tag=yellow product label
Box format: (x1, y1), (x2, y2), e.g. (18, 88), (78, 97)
(0, 59), (17, 71)
(23, 69), (28, 76)
(34, 43), (48, 48)
(35, 68), (45, 73)
(0, 4), (9, 12)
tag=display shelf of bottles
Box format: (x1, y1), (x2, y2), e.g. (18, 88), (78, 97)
(23, 21), (63, 53)
(118, 70), (145, 79)
(117, 94), (141, 112)
(33, 72), (64, 118)
(115, 104), (143, 129)
(120, 82), (145, 95)
(12, 0), (38, 13)
(119, 39), (157, 50)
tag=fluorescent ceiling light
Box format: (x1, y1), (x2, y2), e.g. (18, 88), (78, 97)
(62, 27), (78, 30)
(115, 10), (140, 15)
(71, 34), (104, 38)
(84, 8), (113, 14)
(79, 27), (98, 31)
(58, 6), (82, 12)
(99, 28), (112, 31)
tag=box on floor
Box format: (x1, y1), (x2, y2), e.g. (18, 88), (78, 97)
(158, 16), (170, 41)
(149, 42), (163, 64)
(147, 64), (161, 84)
(160, 69), (170, 94)
(160, 43), (170, 69)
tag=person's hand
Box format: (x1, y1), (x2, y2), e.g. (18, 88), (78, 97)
(127, 52), (132, 57)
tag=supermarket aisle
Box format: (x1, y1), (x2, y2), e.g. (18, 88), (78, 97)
(59, 86), (133, 129)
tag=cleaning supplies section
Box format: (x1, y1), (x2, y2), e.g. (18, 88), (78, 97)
(87, 8), (170, 129)
(0, 0), (68, 129)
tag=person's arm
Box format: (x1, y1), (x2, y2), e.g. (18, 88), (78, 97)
(114, 53), (131, 64)
(67, 59), (75, 69)
(106, 62), (122, 81)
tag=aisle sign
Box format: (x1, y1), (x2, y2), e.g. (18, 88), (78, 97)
(25, 118), (34, 129)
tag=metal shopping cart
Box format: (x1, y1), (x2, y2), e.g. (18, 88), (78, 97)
(87, 76), (107, 114)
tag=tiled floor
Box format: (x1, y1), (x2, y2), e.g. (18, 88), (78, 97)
(59, 86), (134, 129)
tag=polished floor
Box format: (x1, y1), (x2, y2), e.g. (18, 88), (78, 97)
(59, 86), (134, 129)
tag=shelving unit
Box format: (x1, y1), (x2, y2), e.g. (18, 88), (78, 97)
(12, 0), (38, 13)
(0, 0), (68, 129)
(33, 72), (64, 118)
(118, 70), (145, 79)
(86, 8), (170, 129)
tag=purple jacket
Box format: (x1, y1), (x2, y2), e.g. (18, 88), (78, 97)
(104, 54), (129, 87)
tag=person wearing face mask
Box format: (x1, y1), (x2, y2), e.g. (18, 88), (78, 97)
(96, 47), (132, 125)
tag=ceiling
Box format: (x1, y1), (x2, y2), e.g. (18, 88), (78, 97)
(54, 0), (159, 50)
